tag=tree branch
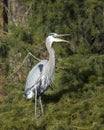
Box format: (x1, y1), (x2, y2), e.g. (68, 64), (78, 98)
(7, 51), (40, 79)
(2, 1), (18, 26)
(22, 5), (32, 22)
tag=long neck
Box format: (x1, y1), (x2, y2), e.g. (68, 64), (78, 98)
(45, 37), (56, 77)
(48, 46), (55, 80)
(47, 46), (55, 66)
(46, 43), (55, 78)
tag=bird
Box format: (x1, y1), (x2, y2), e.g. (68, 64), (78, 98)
(24, 33), (69, 119)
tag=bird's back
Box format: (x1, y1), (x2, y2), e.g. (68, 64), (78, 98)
(25, 60), (48, 90)
(25, 59), (55, 96)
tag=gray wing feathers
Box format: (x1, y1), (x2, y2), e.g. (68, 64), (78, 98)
(25, 60), (48, 90)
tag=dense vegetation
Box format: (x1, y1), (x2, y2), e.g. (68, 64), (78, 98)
(0, 0), (104, 129)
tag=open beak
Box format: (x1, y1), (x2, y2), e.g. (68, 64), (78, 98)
(55, 34), (70, 43)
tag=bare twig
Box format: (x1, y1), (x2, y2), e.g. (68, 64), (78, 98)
(22, 5), (32, 22)
(25, 48), (41, 61)
(7, 51), (40, 79)
(28, 52), (41, 61)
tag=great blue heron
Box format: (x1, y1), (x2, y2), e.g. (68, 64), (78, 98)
(24, 33), (69, 119)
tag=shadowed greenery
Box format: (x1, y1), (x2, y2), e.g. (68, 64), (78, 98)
(0, 0), (104, 129)
(0, 55), (104, 130)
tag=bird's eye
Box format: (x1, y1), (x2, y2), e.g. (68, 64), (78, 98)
(48, 33), (53, 36)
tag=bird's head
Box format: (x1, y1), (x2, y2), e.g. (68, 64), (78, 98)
(46, 33), (70, 48)
(24, 88), (34, 99)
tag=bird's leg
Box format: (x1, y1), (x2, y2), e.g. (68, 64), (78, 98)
(39, 96), (44, 116)
(34, 89), (37, 120)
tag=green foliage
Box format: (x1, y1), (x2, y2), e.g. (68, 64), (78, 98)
(0, 0), (104, 129)
(59, 54), (104, 87)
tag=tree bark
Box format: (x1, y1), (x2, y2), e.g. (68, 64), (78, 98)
(0, 1), (4, 34)
(0, 0), (28, 35)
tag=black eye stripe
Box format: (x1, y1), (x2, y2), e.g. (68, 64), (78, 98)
(48, 33), (57, 36)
